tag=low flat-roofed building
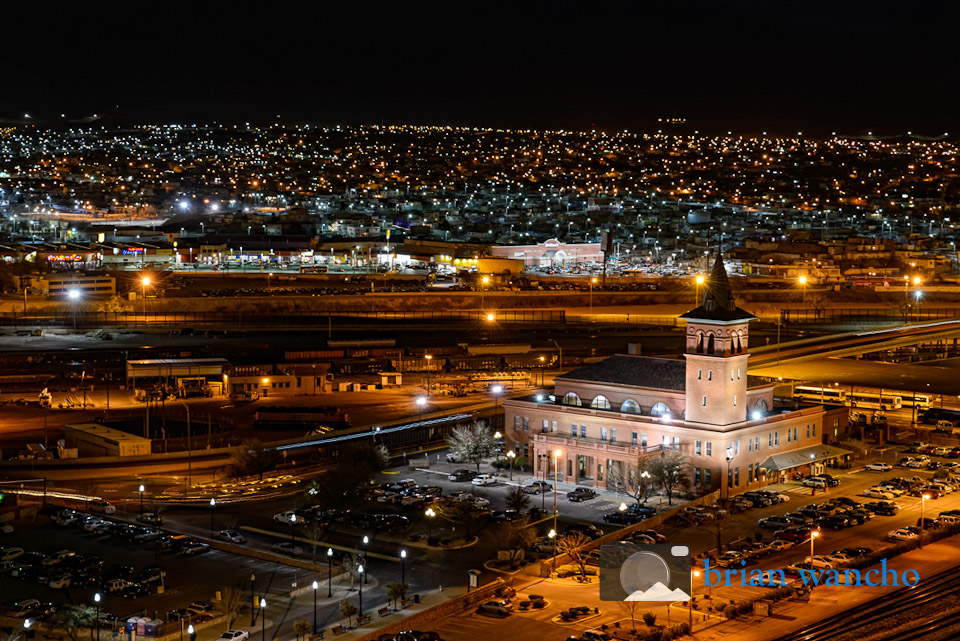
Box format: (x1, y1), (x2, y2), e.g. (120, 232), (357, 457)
(63, 423), (152, 457)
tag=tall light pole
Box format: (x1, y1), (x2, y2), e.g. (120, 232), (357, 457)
(424, 354), (433, 396)
(311, 580), (318, 634)
(400, 549), (407, 586)
(68, 288), (80, 329)
(209, 497), (216, 536)
(361, 535), (369, 584)
(492, 385), (503, 431)
(695, 274), (704, 304)
(138, 484), (145, 516)
(538, 356), (545, 387)
(798, 275), (807, 304)
(357, 565), (364, 615)
(481, 275), (489, 310)
(550, 339), (562, 370)
(141, 276), (151, 321)
(250, 574), (256, 625)
(425, 508), (436, 539)
(94, 592), (101, 641)
(725, 447), (734, 501)
(506, 450), (516, 480)
(920, 493), (930, 548)
(618, 502), (628, 531)
(416, 396), (426, 425)
(553, 449), (561, 543)
(548, 528), (557, 573)
(809, 531), (819, 573)
(259, 598), (266, 641)
(326, 548), (333, 597)
(589, 277), (597, 311)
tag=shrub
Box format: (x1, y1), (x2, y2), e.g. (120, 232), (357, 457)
(531, 600), (545, 609)
(642, 612), (657, 626)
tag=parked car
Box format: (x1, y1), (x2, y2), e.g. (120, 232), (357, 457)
(783, 512), (814, 525)
(0, 547), (24, 562)
(490, 510), (521, 522)
(768, 540), (795, 552)
(215, 530), (247, 544)
(187, 601), (217, 615)
(775, 527), (817, 543)
(564, 523), (604, 539)
(273, 511), (305, 525)
(916, 517), (943, 529)
(448, 469), (477, 482)
(863, 501), (899, 516)
(471, 474), (496, 486)
(582, 631), (613, 641)
(137, 513), (164, 525)
(90, 501), (116, 515)
(716, 551), (747, 568)
(863, 487), (896, 500)
(180, 542), (211, 556)
(272, 542), (303, 557)
(865, 462), (892, 472)
(817, 515), (851, 530)
(758, 516), (794, 530)
(5, 599), (40, 618)
(812, 474), (840, 487)
(219, 631), (250, 641)
(802, 477), (827, 488)
(887, 528), (919, 541)
(476, 600), (513, 616)
(566, 488), (598, 502)
(802, 555), (835, 569)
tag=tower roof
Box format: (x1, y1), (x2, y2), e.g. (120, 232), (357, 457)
(680, 252), (756, 322)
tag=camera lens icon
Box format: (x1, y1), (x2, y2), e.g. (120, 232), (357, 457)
(600, 544), (691, 602)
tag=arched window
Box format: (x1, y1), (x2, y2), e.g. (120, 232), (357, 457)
(736, 334), (743, 354)
(707, 334), (715, 355)
(651, 402), (670, 416)
(696, 333), (704, 354)
(591, 395), (611, 410)
(753, 399), (769, 414)
(561, 392), (582, 407)
(620, 399), (640, 414)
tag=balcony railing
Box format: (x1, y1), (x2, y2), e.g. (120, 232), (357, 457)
(533, 432), (662, 456)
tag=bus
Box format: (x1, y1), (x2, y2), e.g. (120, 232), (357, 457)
(299, 264), (329, 274)
(794, 385), (847, 405)
(900, 394), (933, 410)
(848, 391), (902, 411)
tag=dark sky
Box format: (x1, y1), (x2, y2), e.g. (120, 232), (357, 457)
(3, 1), (958, 134)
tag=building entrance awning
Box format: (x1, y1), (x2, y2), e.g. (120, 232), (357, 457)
(760, 444), (852, 471)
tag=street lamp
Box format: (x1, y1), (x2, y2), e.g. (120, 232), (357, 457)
(326, 548), (333, 597)
(209, 497), (216, 537)
(553, 449), (562, 544)
(618, 502), (628, 531)
(357, 565), (364, 615)
(725, 447), (734, 500)
(809, 531), (819, 569)
(481, 275), (489, 310)
(538, 356), (545, 386)
(425, 508), (436, 539)
(506, 450), (516, 480)
(695, 274), (705, 304)
(361, 535), (369, 584)
(311, 580), (318, 634)
(400, 549), (407, 586)
(94, 592), (101, 641)
(259, 598), (266, 641)
(290, 512), (297, 544)
(138, 484), (145, 516)
(548, 528), (558, 573)
(491, 385), (503, 430)
(416, 396), (427, 424)
(424, 354), (433, 396)
(68, 288), (81, 329)
(920, 494), (930, 548)
(590, 277), (597, 311)
(486, 313), (495, 322)
(141, 276), (151, 320)
(250, 574), (256, 625)
(798, 275), (807, 304)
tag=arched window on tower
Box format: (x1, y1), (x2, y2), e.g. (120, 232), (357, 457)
(620, 399), (640, 414)
(651, 402), (670, 417)
(736, 334), (743, 354)
(707, 334), (715, 355)
(591, 395), (611, 410)
(561, 392), (582, 407)
(696, 333), (704, 354)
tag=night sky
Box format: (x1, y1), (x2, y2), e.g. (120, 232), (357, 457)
(3, 1), (958, 134)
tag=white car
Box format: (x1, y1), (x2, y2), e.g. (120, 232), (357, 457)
(825, 552), (856, 565)
(273, 511), (305, 525)
(904, 459), (928, 469)
(865, 462), (892, 472)
(472, 496), (491, 508)
(802, 478), (827, 488)
(471, 474), (496, 486)
(219, 631), (250, 641)
(863, 487), (896, 500)
(83, 517), (106, 532)
(803, 555), (835, 570)
(887, 528), (919, 541)
(90, 500), (116, 515)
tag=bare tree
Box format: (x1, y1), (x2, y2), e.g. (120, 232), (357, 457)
(293, 619), (310, 641)
(303, 520), (328, 563)
(496, 516), (537, 569)
(697, 507), (734, 554)
(556, 531), (591, 579)
(220, 585), (244, 628)
(647, 452), (691, 505)
(48, 605), (96, 641)
(339, 600), (358, 628)
(384, 582), (409, 610)
(619, 600), (642, 633)
(607, 455), (657, 505)
(446, 420), (497, 472)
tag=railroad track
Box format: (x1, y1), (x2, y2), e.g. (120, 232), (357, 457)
(771, 565), (960, 641)
(877, 609), (960, 641)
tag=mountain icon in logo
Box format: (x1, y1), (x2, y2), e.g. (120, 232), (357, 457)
(625, 581), (691, 602)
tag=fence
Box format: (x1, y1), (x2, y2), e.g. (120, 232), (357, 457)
(780, 307), (960, 325)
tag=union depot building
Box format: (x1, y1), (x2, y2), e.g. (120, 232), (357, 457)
(503, 254), (850, 496)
